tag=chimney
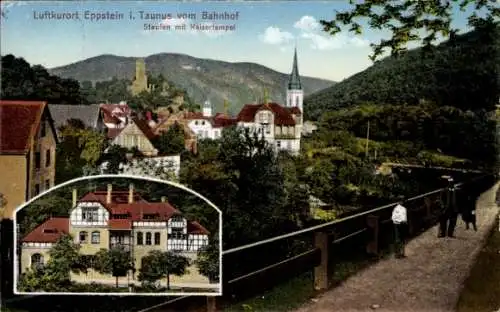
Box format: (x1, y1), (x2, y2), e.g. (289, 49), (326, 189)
(146, 111), (152, 121)
(72, 189), (77, 207)
(107, 184), (112, 204)
(129, 183), (134, 203)
(161, 196), (167, 203)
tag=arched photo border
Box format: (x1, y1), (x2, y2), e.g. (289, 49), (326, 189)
(13, 174), (223, 297)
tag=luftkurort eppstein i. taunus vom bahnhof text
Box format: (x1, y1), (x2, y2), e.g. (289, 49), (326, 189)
(32, 10), (240, 22)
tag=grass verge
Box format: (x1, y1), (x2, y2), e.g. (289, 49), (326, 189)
(456, 227), (500, 312)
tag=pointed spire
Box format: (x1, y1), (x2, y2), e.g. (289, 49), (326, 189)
(288, 46), (302, 90)
(263, 88), (269, 104)
(223, 99), (229, 114)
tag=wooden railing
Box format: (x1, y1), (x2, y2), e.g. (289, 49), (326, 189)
(136, 173), (495, 312)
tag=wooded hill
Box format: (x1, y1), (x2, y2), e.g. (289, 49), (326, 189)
(304, 23), (500, 120)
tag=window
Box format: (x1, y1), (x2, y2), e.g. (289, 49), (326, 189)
(170, 228), (185, 240)
(41, 121), (46, 137)
(45, 179), (50, 191)
(266, 125), (271, 134)
(31, 253), (44, 269)
(79, 231), (88, 243)
(34, 184), (40, 196)
(82, 207), (99, 222)
(295, 96), (299, 107)
(276, 141), (281, 148)
(202, 121), (205, 125)
(287, 141), (292, 150)
(137, 232), (143, 245)
(132, 135), (138, 146)
(91, 231), (100, 244)
(35, 152), (41, 169)
(145, 232), (152, 245)
(45, 149), (51, 167)
(195, 121), (199, 125)
(154, 232), (160, 245)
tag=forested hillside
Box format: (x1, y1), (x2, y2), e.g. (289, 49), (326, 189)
(305, 23), (500, 120)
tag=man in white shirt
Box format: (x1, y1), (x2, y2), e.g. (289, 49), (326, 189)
(391, 200), (408, 258)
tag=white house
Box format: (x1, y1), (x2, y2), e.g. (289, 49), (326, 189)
(236, 102), (302, 155)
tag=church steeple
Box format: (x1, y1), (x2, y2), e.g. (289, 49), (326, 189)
(288, 47), (302, 90)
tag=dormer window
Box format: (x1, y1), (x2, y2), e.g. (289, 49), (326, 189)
(82, 207), (99, 222)
(43, 228), (57, 234)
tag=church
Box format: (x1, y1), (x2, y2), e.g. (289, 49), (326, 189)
(233, 48), (304, 155)
(183, 48), (305, 155)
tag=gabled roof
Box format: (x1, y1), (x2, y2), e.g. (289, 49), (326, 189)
(22, 217), (69, 243)
(0, 100), (58, 155)
(101, 108), (122, 124)
(107, 118), (157, 141)
(133, 118), (157, 140)
(237, 102), (296, 126)
(100, 103), (132, 118)
(49, 104), (101, 132)
(187, 221), (209, 235)
(184, 111), (237, 128)
(77, 190), (180, 221)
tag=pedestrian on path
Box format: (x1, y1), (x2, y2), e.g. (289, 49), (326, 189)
(438, 175), (458, 238)
(461, 193), (478, 231)
(391, 199), (408, 258)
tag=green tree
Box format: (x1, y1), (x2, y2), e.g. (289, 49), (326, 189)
(1, 54), (86, 103)
(138, 250), (190, 290)
(93, 247), (134, 288)
(18, 196), (71, 236)
(195, 235), (220, 283)
(321, 0), (499, 61)
(46, 234), (87, 281)
(100, 145), (129, 174)
(153, 123), (186, 155)
(56, 125), (107, 183)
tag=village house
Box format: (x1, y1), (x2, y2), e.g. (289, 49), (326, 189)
(183, 100), (238, 140)
(100, 101), (133, 131)
(20, 184), (210, 285)
(0, 101), (58, 219)
(153, 112), (199, 154)
(107, 117), (159, 157)
(48, 104), (104, 138)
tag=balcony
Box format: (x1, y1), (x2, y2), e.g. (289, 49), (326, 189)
(275, 134), (296, 140)
(109, 242), (131, 252)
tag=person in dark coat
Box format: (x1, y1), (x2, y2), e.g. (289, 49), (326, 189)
(461, 193), (477, 231)
(438, 176), (459, 238)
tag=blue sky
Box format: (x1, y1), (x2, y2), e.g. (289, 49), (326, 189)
(1, 1), (475, 82)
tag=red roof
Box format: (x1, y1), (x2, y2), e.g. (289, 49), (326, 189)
(187, 221), (209, 235)
(237, 102), (296, 126)
(184, 111), (211, 121)
(101, 108), (122, 124)
(213, 113), (237, 128)
(77, 190), (180, 221)
(0, 101), (46, 154)
(100, 103), (131, 118)
(132, 118), (157, 140)
(22, 217), (69, 243)
(286, 106), (302, 115)
(107, 128), (123, 139)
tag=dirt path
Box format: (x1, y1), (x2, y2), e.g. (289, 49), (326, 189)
(293, 182), (500, 312)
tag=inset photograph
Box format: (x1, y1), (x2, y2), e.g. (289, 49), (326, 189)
(14, 176), (221, 295)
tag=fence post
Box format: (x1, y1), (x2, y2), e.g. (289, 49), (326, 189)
(366, 215), (379, 255)
(314, 231), (329, 290)
(207, 296), (217, 312)
(424, 197), (432, 219)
